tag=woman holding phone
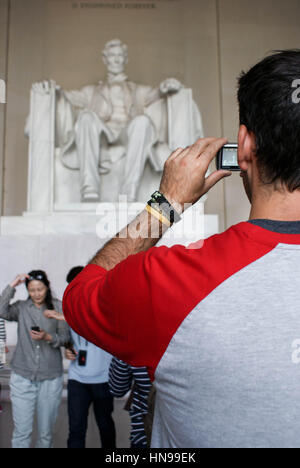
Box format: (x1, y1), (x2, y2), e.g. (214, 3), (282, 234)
(0, 270), (70, 448)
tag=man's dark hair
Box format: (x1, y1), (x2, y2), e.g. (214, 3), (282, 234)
(66, 266), (84, 284)
(238, 49), (300, 190)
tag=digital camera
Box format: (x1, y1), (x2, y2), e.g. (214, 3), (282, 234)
(216, 143), (240, 171)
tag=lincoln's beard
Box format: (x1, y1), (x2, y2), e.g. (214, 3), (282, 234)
(107, 71), (128, 84)
(108, 67), (124, 75)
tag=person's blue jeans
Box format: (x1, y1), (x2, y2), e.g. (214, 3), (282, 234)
(10, 372), (63, 448)
(67, 379), (116, 448)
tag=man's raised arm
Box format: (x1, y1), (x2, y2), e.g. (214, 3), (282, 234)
(89, 137), (230, 270)
(63, 138), (230, 375)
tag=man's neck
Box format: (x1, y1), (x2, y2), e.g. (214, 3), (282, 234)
(249, 186), (300, 221)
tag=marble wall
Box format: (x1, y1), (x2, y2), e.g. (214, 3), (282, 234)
(218, 0), (300, 228)
(1, 0), (300, 228)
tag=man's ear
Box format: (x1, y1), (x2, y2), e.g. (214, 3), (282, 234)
(238, 125), (256, 171)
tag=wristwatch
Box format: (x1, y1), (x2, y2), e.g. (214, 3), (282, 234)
(147, 191), (181, 224)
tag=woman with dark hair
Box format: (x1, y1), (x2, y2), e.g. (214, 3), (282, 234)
(25, 270), (55, 311)
(0, 270), (70, 448)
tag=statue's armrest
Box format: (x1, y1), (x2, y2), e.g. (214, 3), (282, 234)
(167, 88), (204, 150)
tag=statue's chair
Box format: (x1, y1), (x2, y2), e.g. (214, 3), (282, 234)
(26, 85), (203, 213)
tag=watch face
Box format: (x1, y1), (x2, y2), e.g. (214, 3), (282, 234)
(151, 191), (162, 200)
(152, 191), (166, 203)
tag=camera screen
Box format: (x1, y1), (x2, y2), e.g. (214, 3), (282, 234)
(223, 147), (238, 167)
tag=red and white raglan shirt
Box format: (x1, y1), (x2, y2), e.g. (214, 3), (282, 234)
(63, 221), (300, 448)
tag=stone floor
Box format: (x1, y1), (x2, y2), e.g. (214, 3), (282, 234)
(0, 368), (131, 449)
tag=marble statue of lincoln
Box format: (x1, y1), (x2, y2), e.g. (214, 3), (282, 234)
(62, 39), (183, 202)
(30, 39), (203, 203)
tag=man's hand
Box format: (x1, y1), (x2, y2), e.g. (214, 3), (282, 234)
(159, 137), (232, 210)
(65, 348), (77, 361)
(89, 137), (231, 270)
(44, 310), (66, 321)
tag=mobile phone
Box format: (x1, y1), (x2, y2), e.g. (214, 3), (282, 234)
(31, 326), (40, 332)
(78, 350), (87, 366)
(216, 143), (240, 171)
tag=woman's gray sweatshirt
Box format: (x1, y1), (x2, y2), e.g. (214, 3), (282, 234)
(0, 285), (70, 381)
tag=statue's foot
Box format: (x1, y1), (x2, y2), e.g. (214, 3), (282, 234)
(82, 192), (100, 203)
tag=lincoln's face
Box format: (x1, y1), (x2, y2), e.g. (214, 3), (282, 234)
(103, 45), (127, 75)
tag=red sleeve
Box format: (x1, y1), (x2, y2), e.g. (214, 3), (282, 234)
(62, 223), (276, 381)
(63, 245), (193, 381)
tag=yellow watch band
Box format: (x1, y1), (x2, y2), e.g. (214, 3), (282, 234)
(145, 204), (172, 227)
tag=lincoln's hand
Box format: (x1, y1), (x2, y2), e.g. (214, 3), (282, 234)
(160, 78), (182, 95)
(32, 80), (60, 94)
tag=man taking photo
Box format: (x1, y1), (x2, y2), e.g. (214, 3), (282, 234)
(63, 50), (300, 448)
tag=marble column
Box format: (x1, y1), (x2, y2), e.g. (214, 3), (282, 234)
(0, 0), (9, 218)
